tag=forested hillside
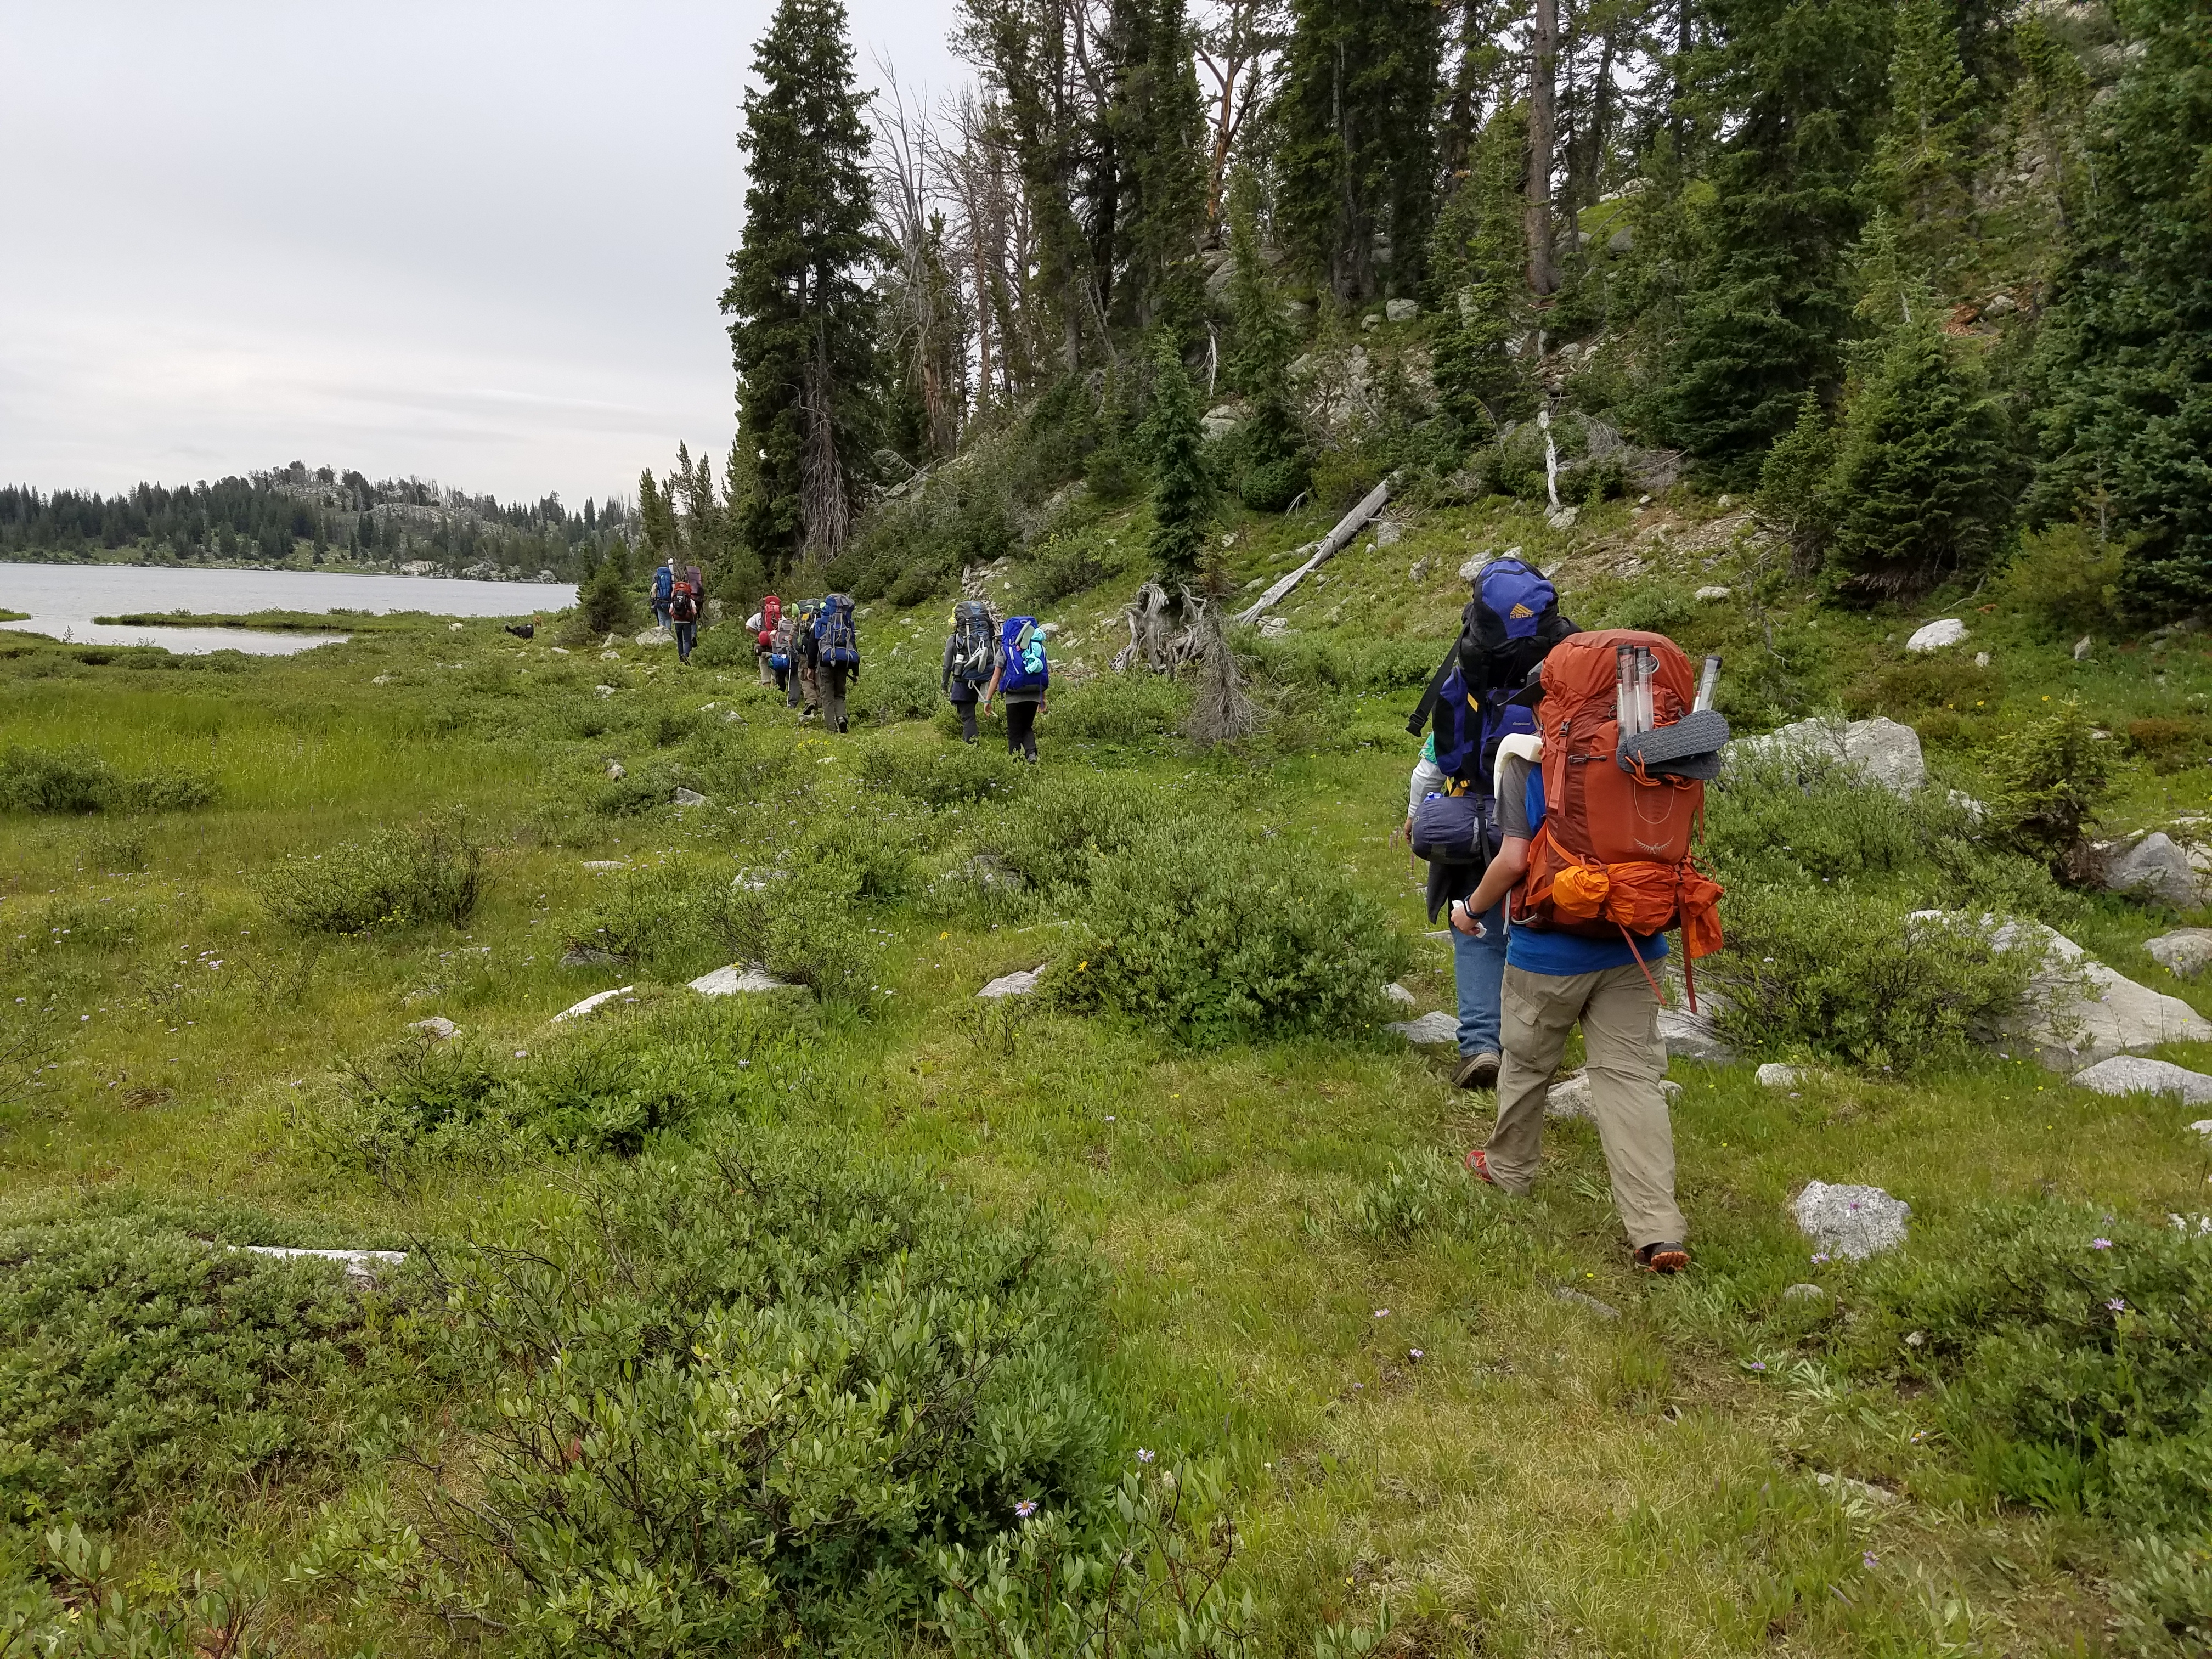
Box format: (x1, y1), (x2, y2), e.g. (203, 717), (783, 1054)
(0, 461), (634, 581)
(648, 0), (2209, 631)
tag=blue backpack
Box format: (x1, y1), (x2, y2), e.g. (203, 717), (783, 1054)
(814, 594), (859, 670)
(652, 563), (674, 602)
(1410, 557), (1575, 800)
(998, 616), (1048, 695)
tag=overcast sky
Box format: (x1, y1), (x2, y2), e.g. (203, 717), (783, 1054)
(0, 0), (965, 509)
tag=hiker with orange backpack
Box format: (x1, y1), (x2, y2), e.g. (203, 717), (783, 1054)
(1452, 631), (1726, 1274)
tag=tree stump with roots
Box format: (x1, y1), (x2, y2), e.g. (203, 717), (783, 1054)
(1111, 580), (1260, 747)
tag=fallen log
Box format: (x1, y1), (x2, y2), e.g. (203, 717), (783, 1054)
(1233, 478), (1392, 626)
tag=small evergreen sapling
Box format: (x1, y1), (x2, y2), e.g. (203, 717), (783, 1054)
(1141, 336), (1212, 584)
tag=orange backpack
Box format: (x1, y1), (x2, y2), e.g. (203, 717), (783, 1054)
(1507, 628), (1725, 995)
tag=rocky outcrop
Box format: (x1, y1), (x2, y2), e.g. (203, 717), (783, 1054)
(2069, 1056), (2212, 1106)
(2146, 929), (2212, 978)
(1729, 716), (1926, 797)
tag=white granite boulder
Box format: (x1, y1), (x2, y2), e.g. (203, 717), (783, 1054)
(673, 787), (708, 806)
(1757, 1062), (1804, 1090)
(2146, 929), (2212, 979)
(408, 1015), (459, 1041)
(689, 963), (798, 996)
(1730, 716), (1926, 797)
(2070, 1056), (2212, 1107)
(553, 985), (635, 1022)
(1385, 298), (1419, 323)
(1791, 1181), (1910, 1260)
(1385, 983), (1418, 1007)
(1658, 1002), (1737, 1064)
(239, 1246), (407, 1288)
(1968, 916), (2212, 1069)
(977, 967), (1044, 999)
(634, 628), (675, 648)
(1905, 618), (1968, 653)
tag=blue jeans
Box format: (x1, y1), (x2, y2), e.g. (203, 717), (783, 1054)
(1453, 898), (1508, 1057)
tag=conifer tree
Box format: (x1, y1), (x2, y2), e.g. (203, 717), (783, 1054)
(721, 0), (877, 575)
(1223, 167), (1306, 509)
(2028, 0), (2212, 620)
(1866, 0), (1979, 279)
(1142, 336), (1211, 582)
(1274, 0), (1444, 308)
(1104, 0), (1209, 340)
(1645, 0), (1892, 474)
(1429, 106), (1532, 440)
(1827, 314), (2010, 595)
(1757, 393), (1837, 573)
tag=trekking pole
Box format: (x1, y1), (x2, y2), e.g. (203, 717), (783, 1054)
(1693, 654), (1721, 713)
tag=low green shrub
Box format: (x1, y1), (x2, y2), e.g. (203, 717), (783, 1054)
(2128, 717), (2210, 775)
(1592, 579), (1699, 635)
(0, 1216), (422, 1525)
(1240, 454), (1309, 512)
(562, 858), (742, 977)
(1022, 531), (1112, 606)
(1307, 446), (1383, 515)
(966, 773), (1173, 898)
(1838, 1203), (2212, 1531)
(1980, 700), (2115, 880)
(0, 745), (215, 815)
(1995, 523), (2121, 639)
(1701, 889), (2037, 1070)
(847, 645), (946, 728)
(1245, 631), (1443, 693)
(330, 996), (808, 1166)
(1048, 819), (1410, 1046)
(256, 809), (486, 933)
(1048, 672), (1192, 742)
(1845, 652), (2003, 716)
(721, 856), (879, 1003)
(859, 739), (1029, 807)
(416, 1126), (1112, 1653)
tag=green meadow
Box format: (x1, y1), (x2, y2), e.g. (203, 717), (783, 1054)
(1, 490), (2209, 1656)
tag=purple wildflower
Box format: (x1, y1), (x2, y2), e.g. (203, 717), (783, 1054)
(1811, 1252), (1830, 1265)
(1748, 1360), (1767, 1372)
(2092, 1238), (2113, 1250)
(1373, 1308), (1390, 1318)
(2106, 1297), (2127, 1313)
(1863, 1552), (1880, 1570)
(1135, 1448), (1154, 1465)
(1408, 1348), (1424, 1362)
(1015, 1499), (1039, 1520)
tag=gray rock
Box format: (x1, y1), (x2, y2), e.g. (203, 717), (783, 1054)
(1546, 505), (1580, 530)
(1782, 1283), (1829, 1302)
(1982, 292), (2018, 318)
(2073, 634), (2094, 661)
(2146, 929), (2212, 978)
(2106, 833), (2204, 910)
(1554, 1286), (1621, 1319)
(1974, 651), (1991, 668)
(689, 963), (798, 996)
(1385, 982), (1418, 1007)
(1282, 299), (1314, 328)
(1816, 1472), (1901, 1507)
(1756, 1062), (1804, 1090)
(1375, 520), (1404, 547)
(1547, 1070), (1593, 1118)
(605, 761), (626, 780)
(2070, 1056), (2212, 1106)
(1992, 918), (2212, 1069)
(553, 985), (635, 1022)
(1606, 227), (1634, 255)
(634, 628), (675, 648)
(1791, 1181), (1910, 1260)
(673, 786), (708, 806)
(1257, 615), (1291, 640)
(2193, 1120), (2212, 1138)
(1386, 1011), (1460, 1046)
(581, 859), (627, 871)
(239, 1246), (407, 1288)
(1385, 297), (1419, 323)
(1201, 402), (1246, 441)
(1658, 1003), (1737, 1064)
(1731, 715), (1926, 797)
(978, 967), (1045, 999)
(594, 684), (616, 697)
(1905, 618), (1968, 653)
(408, 1016), (458, 1041)
(1695, 585), (1731, 601)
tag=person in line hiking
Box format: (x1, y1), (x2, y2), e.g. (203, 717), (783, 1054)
(1451, 630), (1726, 1277)
(789, 598), (822, 715)
(771, 601), (801, 702)
(982, 614), (1049, 763)
(1403, 557), (1578, 1093)
(941, 600), (995, 743)
(804, 593), (860, 733)
(669, 571), (700, 664)
(651, 557), (675, 630)
(752, 594), (782, 687)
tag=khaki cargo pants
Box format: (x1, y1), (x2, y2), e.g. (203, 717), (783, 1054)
(1483, 963), (1685, 1249)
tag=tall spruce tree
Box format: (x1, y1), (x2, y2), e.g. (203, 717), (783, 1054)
(1429, 105), (1533, 440)
(721, 0), (877, 575)
(2028, 0), (2212, 620)
(1645, 0), (1892, 475)
(1104, 0), (1210, 340)
(1142, 336), (1212, 582)
(1274, 0), (1444, 308)
(1866, 0), (1979, 280)
(1827, 313), (2010, 595)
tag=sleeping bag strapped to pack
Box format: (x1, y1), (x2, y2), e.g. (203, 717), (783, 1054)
(950, 600), (995, 687)
(758, 594), (781, 652)
(1507, 627), (1726, 965)
(814, 593), (860, 671)
(998, 616), (1048, 695)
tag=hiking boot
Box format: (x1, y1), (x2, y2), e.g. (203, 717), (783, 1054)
(1453, 1051), (1500, 1091)
(1463, 1147), (1499, 1186)
(1634, 1242), (1690, 1274)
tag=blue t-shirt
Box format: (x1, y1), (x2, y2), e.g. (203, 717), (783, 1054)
(1500, 758), (1670, 977)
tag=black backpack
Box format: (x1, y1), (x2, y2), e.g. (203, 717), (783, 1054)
(950, 600), (994, 685)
